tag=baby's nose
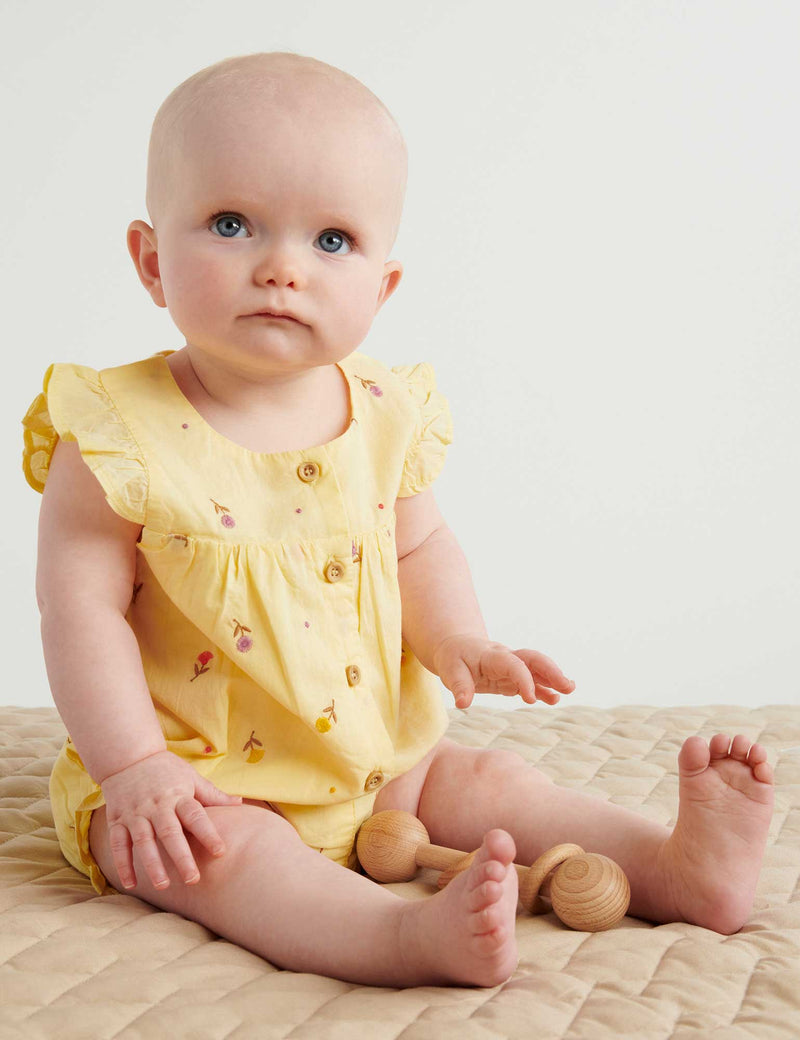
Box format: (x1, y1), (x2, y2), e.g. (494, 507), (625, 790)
(253, 245), (307, 290)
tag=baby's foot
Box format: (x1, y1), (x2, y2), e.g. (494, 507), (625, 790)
(657, 733), (774, 934)
(399, 829), (519, 987)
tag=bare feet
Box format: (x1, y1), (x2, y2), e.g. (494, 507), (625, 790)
(657, 733), (774, 934)
(399, 829), (519, 987)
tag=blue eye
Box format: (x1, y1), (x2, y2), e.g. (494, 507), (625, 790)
(209, 213), (248, 238)
(316, 230), (351, 255)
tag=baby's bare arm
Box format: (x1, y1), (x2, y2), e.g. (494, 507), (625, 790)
(395, 488), (575, 707)
(37, 439), (165, 779)
(37, 440), (240, 888)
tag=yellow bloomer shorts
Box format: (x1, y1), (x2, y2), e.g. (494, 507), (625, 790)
(49, 742), (377, 894)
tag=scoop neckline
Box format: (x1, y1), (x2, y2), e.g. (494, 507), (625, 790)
(154, 350), (358, 460)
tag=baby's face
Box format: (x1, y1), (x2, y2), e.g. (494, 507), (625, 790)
(138, 89), (405, 377)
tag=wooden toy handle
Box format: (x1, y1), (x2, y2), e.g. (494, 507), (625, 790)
(415, 842), (471, 872)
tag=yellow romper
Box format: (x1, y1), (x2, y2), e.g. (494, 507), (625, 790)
(22, 349), (453, 894)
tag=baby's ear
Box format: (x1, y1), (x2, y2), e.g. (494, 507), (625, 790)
(376, 260), (403, 311)
(127, 220), (167, 308)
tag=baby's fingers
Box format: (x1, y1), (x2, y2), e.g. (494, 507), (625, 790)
(108, 821), (137, 890)
(512, 649), (575, 695)
(176, 798), (228, 860)
(128, 816), (174, 890)
(446, 657), (476, 709)
(153, 806), (204, 886)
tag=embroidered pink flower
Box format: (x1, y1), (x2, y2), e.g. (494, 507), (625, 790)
(355, 375), (383, 397)
(233, 619), (253, 653)
(211, 499), (236, 528)
(190, 650), (214, 681)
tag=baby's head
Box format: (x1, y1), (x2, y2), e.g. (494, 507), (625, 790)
(129, 52), (408, 375)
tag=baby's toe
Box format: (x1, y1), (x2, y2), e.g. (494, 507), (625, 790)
(679, 735), (711, 775)
(468, 893), (505, 933)
(747, 742), (767, 766)
(729, 734), (752, 761)
(481, 828), (516, 867)
(708, 733), (732, 759)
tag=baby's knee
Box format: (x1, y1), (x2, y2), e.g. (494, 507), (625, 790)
(472, 748), (552, 788)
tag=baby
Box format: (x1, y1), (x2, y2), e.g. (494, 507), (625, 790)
(24, 52), (774, 988)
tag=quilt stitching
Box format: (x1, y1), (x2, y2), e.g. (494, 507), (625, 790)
(2, 704), (798, 1038)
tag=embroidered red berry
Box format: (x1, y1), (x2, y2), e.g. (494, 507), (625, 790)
(190, 650), (214, 681)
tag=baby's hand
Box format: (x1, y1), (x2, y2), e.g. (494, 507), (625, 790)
(99, 750), (242, 891)
(432, 635), (576, 710)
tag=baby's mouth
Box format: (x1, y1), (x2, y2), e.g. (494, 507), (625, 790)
(247, 310), (304, 325)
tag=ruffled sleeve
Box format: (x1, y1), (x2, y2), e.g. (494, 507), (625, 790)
(390, 362), (454, 497)
(21, 363), (148, 525)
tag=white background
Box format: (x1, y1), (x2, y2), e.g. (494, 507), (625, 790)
(3, 0), (797, 709)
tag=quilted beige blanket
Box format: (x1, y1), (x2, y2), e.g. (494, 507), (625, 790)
(2, 704), (798, 1039)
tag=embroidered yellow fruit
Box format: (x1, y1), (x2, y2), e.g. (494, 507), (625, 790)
(243, 730), (264, 763)
(315, 717), (332, 733)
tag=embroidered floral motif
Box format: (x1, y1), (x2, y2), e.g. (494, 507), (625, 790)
(351, 539), (361, 564)
(354, 375), (383, 397)
(211, 499), (236, 528)
(172, 534), (189, 546)
(190, 650), (214, 681)
(243, 730), (264, 763)
(315, 700), (337, 733)
(233, 619), (253, 652)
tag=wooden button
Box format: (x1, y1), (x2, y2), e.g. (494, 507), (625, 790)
(346, 665), (361, 687)
(297, 461), (320, 483)
(364, 770), (384, 791)
(324, 560), (344, 583)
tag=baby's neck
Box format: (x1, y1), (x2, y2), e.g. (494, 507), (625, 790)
(166, 347), (352, 454)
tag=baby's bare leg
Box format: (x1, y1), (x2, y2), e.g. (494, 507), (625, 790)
(411, 735), (774, 934)
(88, 802), (519, 987)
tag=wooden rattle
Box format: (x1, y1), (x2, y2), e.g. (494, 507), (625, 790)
(356, 810), (630, 932)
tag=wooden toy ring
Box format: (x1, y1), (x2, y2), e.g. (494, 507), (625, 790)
(517, 843), (586, 915)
